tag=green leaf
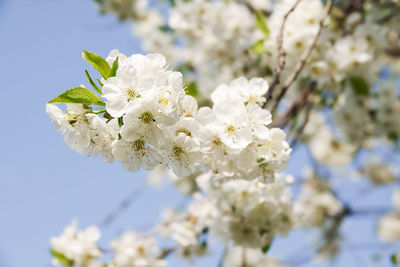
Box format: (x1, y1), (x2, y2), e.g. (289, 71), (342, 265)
(85, 69), (102, 94)
(50, 249), (74, 266)
(255, 11), (270, 38)
(388, 132), (399, 143)
(391, 254), (397, 265)
(185, 82), (199, 97)
(349, 76), (369, 96)
(261, 243), (272, 254)
(49, 87), (105, 106)
(93, 109), (106, 114)
(108, 57), (119, 78)
(251, 39), (267, 55)
(97, 79), (104, 87)
(82, 50), (111, 79)
(118, 117), (124, 127)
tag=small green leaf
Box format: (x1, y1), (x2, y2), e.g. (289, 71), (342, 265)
(96, 79), (104, 88)
(391, 254), (397, 265)
(118, 117), (124, 127)
(388, 132), (399, 143)
(49, 87), (105, 106)
(261, 243), (272, 254)
(251, 39), (267, 55)
(118, 117), (124, 140)
(185, 82), (199, 97)
(50, 249), (74, 266)
(85, 69), (102, 94)
(108, 57), (119, 78)
(82, 50), (111, 79)
(93, 109), (106, 114)
(349, 76), (369, 96)
(255, 11), (270, 38)
(159, 25), (174, 33)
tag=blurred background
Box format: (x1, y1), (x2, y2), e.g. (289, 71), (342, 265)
(0, 0), (397, 266)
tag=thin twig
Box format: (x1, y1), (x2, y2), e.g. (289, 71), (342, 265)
(272, 81), (316, 128)
(241, 247), (247, 267)
(290, 102), (313, 147)
(376, 7), (400, 24)
(264, 0), (303, 106)
(349, 207), (391, 217)
(99, 180), (147, 228)
(269, 0), (333, 112)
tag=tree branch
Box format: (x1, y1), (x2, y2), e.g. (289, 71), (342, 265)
(264, 0), (303, 106)
(269, 0), (333, 112)
(272, 80), (316, 128)
(99, 180), (147, 228)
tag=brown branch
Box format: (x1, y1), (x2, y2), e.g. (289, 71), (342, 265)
(241, 247), (247, 267)
(272, 81), (316, 128)
(264, 0), (303, 106)
(349, 207), (392, 216)
(376, 7), (400, 24)
(269, 0), (333, 112)
(386, 47), (400, 57)
(290, 102), (313, 147)
(99, 180), (147, 228)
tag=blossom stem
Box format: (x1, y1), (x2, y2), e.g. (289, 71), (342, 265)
(264, 0), (304, 106)
(269, 0), (333, 112)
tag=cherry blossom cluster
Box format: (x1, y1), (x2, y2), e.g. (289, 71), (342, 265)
(196, 173), (293, 249)
(293, 169), (343, 228)
(223, 246), (289, 267)
(50, 221), (166, 267)
(378, 189), (400, 242)
(47, 50), (291, 181)
(47, 50), (294, 265)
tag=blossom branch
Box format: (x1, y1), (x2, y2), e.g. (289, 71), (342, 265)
(348, 207), (392, 217)
(290, 102), (313, 147)
(272, 80), (316, 128)
(264, 0), (303, 106)
(269, 0), (333, 112)
(99, 180), (147, 228)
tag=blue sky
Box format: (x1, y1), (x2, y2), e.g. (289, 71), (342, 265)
(0, 0), (398, 266)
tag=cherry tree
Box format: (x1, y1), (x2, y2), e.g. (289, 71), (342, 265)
(47, 0), (400, 266)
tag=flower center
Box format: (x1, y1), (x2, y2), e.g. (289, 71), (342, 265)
(132, 140), (145, 151)
(139, 112), (154, 124)
(159, 97), (169, 106)
(126, 88), (140, 102)
(173, 146), (185, 157)
(226, 125), (235, 133)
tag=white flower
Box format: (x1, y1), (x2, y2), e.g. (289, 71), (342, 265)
(120, 97), (166, 146)
(197, 174), (293, 248)
(360, 158), (397, 185)
(211, 77), (269, 106)
(162, 127), (202, 177)
(294, 170), (342, 228)
(106, 49), (128, 66)
(378, 189), (400, 242)
(378, 214), (400, 242)
(50, 220), (101, 267)
(86, 114), (118, 163)
(246, 103), (272, 140)
(223, 246), (289, 267)
(47, 103), (117, 162)
(112, 139), (163, 172)
(102, 53), (173, 117)
(213, 101), (252, 151)
(233, 77), (268, 105)
(111, 231), (166, 267)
